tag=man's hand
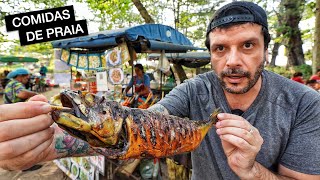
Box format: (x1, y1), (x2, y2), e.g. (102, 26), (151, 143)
(215, 113), (263, 179)
(0, 95), (54, 170)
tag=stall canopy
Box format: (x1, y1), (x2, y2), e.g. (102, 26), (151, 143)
(148, 52), (210, 68)
(52, 24), (204, 53)
(0, 55), (39, 63)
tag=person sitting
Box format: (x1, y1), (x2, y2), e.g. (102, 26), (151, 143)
(310, 69), (320, 82)
(306, 79), (320, 91)
(3, 68), (38, 104)
(125, 63), (151, 97)
(291, 72), (304, 84)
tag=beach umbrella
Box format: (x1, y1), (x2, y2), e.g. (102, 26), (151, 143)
(0, 55), (39, 63)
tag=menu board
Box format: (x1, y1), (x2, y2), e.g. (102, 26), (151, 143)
(108, 68), (124, 85)
(54, 156), (105, 180)
(54, 157), (96, 180)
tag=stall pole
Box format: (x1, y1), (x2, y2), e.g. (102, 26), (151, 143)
(128, 46), (136, 96)
(70, 67), (73, 89)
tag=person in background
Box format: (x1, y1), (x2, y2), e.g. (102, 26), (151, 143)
(39, 63), (48, 77)
(291, 72), (304, 84)
(306, 79), (320, 91)
(0, 2), (319, 180)
(4, 68), (38, 104)
(309, 69), (320, 82)
(124, 63), (151, 97)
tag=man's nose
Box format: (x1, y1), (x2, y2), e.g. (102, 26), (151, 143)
(226, 48), (242, 67)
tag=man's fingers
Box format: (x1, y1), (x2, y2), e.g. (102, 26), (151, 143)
(0, 137), (54, 171)
(28, 94), (48, 102)
(216, 127), (255, 145)
(0, 114), (53, 142)
(216, 119), (253, 132)
(220, 134), (252, 151)
(0, 101), (52, 122)
(0, 127), (54, 160)
(217, 113), (242, 120)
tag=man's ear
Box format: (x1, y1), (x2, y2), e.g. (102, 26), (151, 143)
(265, 49), (269, 62)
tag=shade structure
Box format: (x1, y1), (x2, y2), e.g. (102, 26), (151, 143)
(52, 24), (204, 53)
(0, 55), (39, 63)
(148, 52), (210, 68)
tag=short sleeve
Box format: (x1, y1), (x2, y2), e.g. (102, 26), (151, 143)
(157, 82), (190, 118)
(144, 74), (150, 88)
(14, 82), (25, 95)
(280, 92), (320, 174)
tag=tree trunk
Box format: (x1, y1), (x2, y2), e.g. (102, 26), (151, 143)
(270, 42), (281, 66)
(131, 0), (155, 23)
(313, 0), (320, 73)
(173, 64), (187, 83)
(280, 0), (305, 66)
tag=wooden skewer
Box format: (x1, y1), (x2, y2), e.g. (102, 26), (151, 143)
(144, 93), (153, 105)
(149, 97), (158, 106)
(50, 105), (72, 112)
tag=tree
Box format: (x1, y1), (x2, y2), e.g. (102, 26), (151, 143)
(280, 0), (306, 66)
(313, 0), (320, 73)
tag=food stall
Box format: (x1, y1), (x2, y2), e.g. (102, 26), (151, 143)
(51, 23), (203, 180)
(147, 52), (211, 95)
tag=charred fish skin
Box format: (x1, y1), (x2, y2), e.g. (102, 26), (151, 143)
(95, 108), (219, 159)
(51, 90), (220, 159)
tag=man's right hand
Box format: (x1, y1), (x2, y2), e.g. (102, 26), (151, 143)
(0, 95), (54, 170)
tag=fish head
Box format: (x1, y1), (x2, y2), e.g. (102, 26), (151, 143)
(51, 90), (126, 147)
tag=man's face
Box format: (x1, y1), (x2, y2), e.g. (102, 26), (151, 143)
(208, 23), (267, 94)
(20, 75), (30, 85)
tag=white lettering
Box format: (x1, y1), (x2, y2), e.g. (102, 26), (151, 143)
(55, 27), (63, 37)
(34, 30), (43, 40)
(75, 24), (84, 33)
(46, 28), (54, 38)
(45, 12), (54, 22)
(30, 14), (42, 25)
(21, 16), (30, 26)
(64, 26), (72, 35)
(54, 11), (63, 21)
(12, 17), (21, 27)
(41, 13), (46, 24)
(26, 32), (35, 42)
(62, 9), (70, 20)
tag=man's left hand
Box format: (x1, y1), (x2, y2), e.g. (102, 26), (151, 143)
(215, 113), (263, 179)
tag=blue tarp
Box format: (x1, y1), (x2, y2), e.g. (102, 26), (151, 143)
(148, 52), (211, 68)
(52, 24), (204, 52)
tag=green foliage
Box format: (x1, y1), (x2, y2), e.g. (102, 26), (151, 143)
(265, 66), (292, 78)
(293, 64), (313, 79)
(266, 64), (313, 79)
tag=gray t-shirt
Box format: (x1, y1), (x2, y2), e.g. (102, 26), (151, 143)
(158, 70), (320, 179)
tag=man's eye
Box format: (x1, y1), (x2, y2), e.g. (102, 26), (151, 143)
(216, 46), (224, 52)
(244, 42), (253, 49)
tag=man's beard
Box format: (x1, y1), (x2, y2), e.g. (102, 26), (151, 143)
(218, 58), (265, 94)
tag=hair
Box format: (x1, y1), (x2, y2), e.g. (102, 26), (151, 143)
(293, 72), (303, 77)
(317, 69), (320, 73)
(205, 22), (271, 51)
(134, 63), (144, 73)
(306, 79), (317, 85)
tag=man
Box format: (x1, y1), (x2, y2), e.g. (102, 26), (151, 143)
(0, 2), (319, 179)
(39, 63), (48, 77)
(152, 2), (319, 179)
(3, 68), (38, 104)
